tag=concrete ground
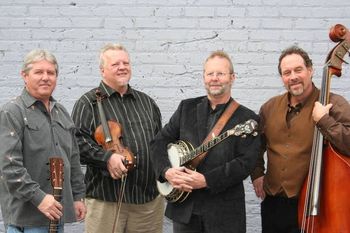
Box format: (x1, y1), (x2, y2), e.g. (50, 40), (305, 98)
(0, 210), (173, 233)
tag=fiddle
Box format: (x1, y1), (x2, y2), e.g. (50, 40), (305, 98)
(94, 89), (136, 171)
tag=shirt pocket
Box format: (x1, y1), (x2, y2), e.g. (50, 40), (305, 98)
(24, 114), (48, 143)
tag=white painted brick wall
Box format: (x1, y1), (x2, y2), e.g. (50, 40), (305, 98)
(1, 1), (350, 232)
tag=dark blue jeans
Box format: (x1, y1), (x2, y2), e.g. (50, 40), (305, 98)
(7, 224), (64, 233)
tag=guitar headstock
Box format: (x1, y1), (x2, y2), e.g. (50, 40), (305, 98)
(227, 119), (258, 137)
(49, 157), (64, 189)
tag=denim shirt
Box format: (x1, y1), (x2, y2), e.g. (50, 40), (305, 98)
(0, 89), (85, 227)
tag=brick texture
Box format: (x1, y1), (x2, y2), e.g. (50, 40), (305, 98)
(1, 1), (350, 232)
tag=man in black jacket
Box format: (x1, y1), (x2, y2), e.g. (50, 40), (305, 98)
(151, 50), (260, 233)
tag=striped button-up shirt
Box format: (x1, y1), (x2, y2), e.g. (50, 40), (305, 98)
(71, 81), (162, 204)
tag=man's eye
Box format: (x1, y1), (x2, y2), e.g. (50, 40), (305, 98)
(206, 72), (214, 77)
(217, 72), (224, 77)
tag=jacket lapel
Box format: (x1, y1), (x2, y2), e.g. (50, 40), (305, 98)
(196, 98), (209, 144)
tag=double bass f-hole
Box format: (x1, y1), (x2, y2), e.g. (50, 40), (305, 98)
(298, 24), (350, 233)
(94, 89), (136, 171)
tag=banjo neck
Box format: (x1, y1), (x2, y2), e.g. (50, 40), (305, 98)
(180, 131), (230, 166)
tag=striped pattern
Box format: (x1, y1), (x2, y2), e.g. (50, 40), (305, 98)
(71, 81), (162, 204)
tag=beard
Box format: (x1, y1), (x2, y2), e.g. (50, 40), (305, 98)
(286, 82), (304, 96)
(206, 83), (231, 96)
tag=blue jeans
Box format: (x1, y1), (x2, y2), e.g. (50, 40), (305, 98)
(7, 224), (64, 233)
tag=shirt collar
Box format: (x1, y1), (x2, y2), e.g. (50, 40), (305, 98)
(206, 97), (233, 113)
(21, 88), (56, 109)
(287, 83), (318, 111)
(99, 81), (136, 99)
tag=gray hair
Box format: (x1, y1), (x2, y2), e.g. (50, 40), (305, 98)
(204, 50), (234, 74)
(99, 43), (129, 68)
(21, 49), (58, 75)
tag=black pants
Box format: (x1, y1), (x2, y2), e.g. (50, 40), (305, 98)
(261, 195), (301, 233)
(173, 214), (205, 233)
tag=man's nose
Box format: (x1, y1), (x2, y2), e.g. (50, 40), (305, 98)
(41, 71), (52, 80)
(290, 71), (298, 80)
(42, 73), (49, 80)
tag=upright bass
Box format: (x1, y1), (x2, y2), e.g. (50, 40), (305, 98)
(298, 24), (350, 233)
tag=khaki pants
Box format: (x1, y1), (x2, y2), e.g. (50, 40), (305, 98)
(85, 196), (164, 233)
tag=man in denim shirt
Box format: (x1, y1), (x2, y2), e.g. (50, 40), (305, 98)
(0, 49), (86, 233)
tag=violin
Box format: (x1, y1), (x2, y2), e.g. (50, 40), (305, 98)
(94, 89), (136, 171)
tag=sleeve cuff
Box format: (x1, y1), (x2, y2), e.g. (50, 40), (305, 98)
(30, 188), (47, 207)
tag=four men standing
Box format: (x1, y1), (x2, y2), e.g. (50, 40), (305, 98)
(0, 44), (349, 233)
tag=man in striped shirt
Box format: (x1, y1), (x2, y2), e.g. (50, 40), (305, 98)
(71, 43), (164, 233)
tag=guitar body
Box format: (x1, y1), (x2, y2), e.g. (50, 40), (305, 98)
(156, 140), (194, 203)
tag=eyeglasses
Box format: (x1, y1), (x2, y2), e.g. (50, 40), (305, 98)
(205, 72), (231, 78)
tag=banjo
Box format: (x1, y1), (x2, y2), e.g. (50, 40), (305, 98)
(157, 119), (258, 203)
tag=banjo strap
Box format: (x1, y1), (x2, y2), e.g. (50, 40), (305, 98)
(188, 100), (240, 169)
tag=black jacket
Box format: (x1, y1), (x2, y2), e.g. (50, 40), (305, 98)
(150, 96), (260, 233)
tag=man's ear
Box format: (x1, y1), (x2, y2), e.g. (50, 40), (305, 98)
(21, 71), (27, 84)
(309, 67), (314, 78)
(100, 66), (105, 77)
(231, 73), (236, 83)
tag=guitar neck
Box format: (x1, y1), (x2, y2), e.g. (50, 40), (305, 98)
(181, 131), (230, 165)
(49, 188), (62, 233)
(49, 220), (60, 233)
